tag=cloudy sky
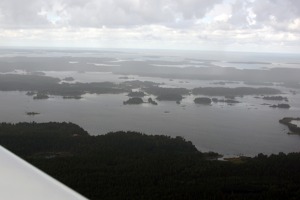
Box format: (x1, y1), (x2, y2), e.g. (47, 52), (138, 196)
(0, 0), (299, 53)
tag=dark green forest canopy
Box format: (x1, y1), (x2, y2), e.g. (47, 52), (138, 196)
(0, 122), (198, 157)
(0, 122), (89, 137)
(194, 97), (212, 104)
(1, 122), (300, 199)
(123, 97), (144, 105)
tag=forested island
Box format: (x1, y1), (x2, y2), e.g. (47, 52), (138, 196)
(263, 96), (288, 101)
(144, 86), (188, 101)
(123, 97), (144, 105)
(192, 87), (281, 96)
(0, 74), (285, 106)
(148, 98), (158, 105)
(270, 104), (291, 109)
(33, 93), (49, 100)
(1, 122), (300, 199)
(26, 112), (40, 116)
(0, 74), (128, 98)
(194, 97), (212, 105)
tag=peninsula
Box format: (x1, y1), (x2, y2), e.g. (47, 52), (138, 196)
(279, 117), (300, 134)
(1, 122), (300, 199)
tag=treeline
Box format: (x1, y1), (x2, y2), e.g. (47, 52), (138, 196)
(1, 122), (300, 199)
(0, 74), (128, 97)
(0, 74), (283, 102)
(192, 87), (281, 96)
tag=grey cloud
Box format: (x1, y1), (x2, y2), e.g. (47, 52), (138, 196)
(0, 0), (50, 28)
(252, 0), (300, 22)
(254, 0), (300, 33)
(0, 0), (299, 31)
(208, 0), (300, 33)
(227, 1), (251, 28)
(0, 0), (222, 28)
(0, 0), (299, 52)
(55, 0), (223, 27)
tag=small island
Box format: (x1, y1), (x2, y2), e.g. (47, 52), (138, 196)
(263, 96), (288, 101)
(26, 112), (40, 116)
(148, 98), (158, 105)
(33, 93), (49, 100)
(63, 77), (75, 81)
(194, 97), (212, 105)
(144, 87), (187, 102)
(26, 91), (36, 96)
(279, 117), (300, 134)
(144, 86), (189, 99)
(212, 98), (218, 103)
(123, 97), (144, 105)
(270, 104), (290, 109)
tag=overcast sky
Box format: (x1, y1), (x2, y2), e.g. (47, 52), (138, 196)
(0, 0), (299, 53)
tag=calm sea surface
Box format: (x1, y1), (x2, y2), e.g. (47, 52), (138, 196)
(0, 49), (300, 156)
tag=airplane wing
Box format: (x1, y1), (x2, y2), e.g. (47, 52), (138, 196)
(0, 146), (88, 200)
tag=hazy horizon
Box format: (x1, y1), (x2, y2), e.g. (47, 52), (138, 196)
(1, 0), (300, 53)
(1, 46), (300, 55)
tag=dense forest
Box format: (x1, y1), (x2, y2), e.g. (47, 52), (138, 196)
(1, 122), (300, 200)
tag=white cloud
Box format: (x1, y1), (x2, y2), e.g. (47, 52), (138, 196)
(0, 0), (299, 53)
(288, 18), (300, 31)
(0, 0), (222, 28)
